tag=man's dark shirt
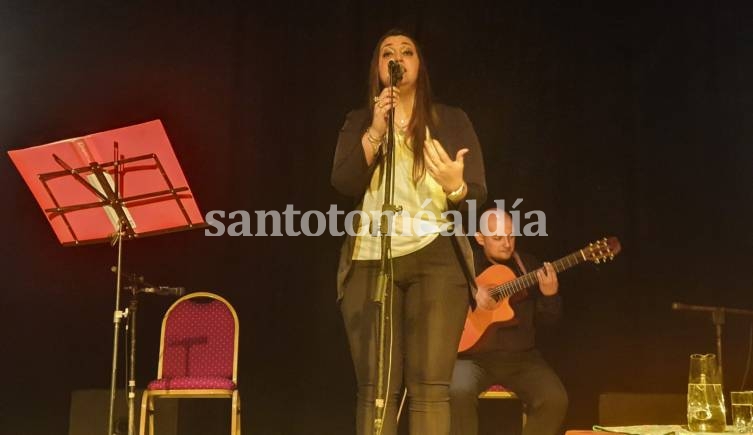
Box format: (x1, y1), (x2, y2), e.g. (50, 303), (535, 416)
(468, 245), (562, 354)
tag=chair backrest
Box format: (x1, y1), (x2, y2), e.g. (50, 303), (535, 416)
(157, 292), (239, 382)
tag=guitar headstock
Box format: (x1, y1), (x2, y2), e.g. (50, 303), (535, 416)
(583, 236), (622, 264)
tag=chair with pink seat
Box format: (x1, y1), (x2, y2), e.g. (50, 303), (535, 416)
(139, 291), (241, 435)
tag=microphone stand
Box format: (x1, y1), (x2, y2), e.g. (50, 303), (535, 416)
(124, 293), (138, 435)
(673, 302), (753, 385)
(110, 268), (143, 435)
(372, 64), (403, 435)
(118, 275), (185, 435)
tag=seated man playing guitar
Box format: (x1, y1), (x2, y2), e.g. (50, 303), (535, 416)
(450, 209), (568, 435)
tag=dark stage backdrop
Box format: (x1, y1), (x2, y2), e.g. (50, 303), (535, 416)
(1, 1), (752, 434)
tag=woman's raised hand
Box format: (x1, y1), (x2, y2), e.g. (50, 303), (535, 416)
(423, 126), (468, 194)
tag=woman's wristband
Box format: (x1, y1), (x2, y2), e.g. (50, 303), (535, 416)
(446, 181), (467, 203)
(364, 127), (385, 157)
(365, 127), (384, 145)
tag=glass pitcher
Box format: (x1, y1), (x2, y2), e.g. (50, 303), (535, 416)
(687, 353), (727, 432)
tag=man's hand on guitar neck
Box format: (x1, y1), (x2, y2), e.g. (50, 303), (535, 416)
(537, 262), (559, 296)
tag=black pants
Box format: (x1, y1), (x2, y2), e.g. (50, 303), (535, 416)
(450, 349), (568, 435)
(340, 236), (469, 435)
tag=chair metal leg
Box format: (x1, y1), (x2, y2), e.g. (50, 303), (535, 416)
(147, 396), (155, 435)
(231, 390), (240, 435)
(138, 392), (150, 435)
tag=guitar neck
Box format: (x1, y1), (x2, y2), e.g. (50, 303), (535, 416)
(491, 250), (588, 299)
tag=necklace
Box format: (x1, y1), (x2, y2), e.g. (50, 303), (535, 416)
(395, 106), (410, 130)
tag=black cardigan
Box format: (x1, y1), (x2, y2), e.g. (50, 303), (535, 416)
(331, 103), (487, 301)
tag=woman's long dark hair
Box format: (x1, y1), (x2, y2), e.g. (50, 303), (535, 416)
(368, 29), (437, 182)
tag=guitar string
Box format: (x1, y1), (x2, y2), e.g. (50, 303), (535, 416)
(486, 251), (597, 299)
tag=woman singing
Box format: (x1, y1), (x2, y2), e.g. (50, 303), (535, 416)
(332, 29), (486, 434)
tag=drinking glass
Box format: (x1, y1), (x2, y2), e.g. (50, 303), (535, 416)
(731, 391), (753, 433)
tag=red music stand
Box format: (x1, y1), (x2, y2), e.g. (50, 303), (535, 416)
(8, 119), (206, 435)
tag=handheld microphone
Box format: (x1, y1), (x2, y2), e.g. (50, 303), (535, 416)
(388, 60), (404, 85)
(111, 266), (185, 297)
(140, 286), (185, 297)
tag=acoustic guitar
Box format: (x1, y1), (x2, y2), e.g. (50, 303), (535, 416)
(458, 236), (622, 353)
